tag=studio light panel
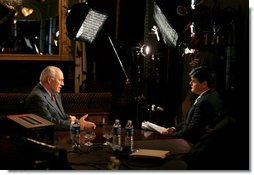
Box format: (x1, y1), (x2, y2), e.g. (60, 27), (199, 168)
(154, 2), (178, 47)
(76, 9), (108, 43)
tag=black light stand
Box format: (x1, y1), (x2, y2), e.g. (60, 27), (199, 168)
(108, 38), (155, 127)
(108, 36), (130, 85)
(108, 37), (145, 127)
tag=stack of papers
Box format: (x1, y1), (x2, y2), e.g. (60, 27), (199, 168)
(130, 149), (170, 159)
(141, 121), (167, 134)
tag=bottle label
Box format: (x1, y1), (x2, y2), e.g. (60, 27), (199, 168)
(113, 127), (121, 135)
(72, 124), (80, 134)
(126, 128), (134, 136)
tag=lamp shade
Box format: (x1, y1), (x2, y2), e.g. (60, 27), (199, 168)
(66, 2), (108, 43)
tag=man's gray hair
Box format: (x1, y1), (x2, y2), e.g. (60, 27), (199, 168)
(39, 66), (59, 82)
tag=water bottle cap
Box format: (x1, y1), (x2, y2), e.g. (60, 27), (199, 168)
(72, 121), (80, 134)
(127, 120), (132, 125)
(109, 156), (116, 162)
(114, 159), (120, 165)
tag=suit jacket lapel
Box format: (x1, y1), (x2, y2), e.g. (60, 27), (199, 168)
(55, 94), (66, 116)
(37, 83), (66, 118)
(47, 94), (60, 112)
(185, 89), (212, 124)
(44, 91), (65, 118)
(186, 105), (195, 123)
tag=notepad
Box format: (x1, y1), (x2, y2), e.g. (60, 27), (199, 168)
(130, 149), (170, 159)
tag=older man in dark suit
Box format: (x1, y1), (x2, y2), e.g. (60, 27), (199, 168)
(162, 66), (223, 144)
(25, 66), (96, 130)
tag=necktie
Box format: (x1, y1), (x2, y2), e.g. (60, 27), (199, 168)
(194, 95), (201, 105)
(51, 94), (63, 115)
(51, 94), (56, 102)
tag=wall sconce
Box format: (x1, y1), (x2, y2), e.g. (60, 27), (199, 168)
(21, 7), (33, 17)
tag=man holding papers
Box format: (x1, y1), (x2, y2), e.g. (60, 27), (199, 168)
(161, 66), (223, 144)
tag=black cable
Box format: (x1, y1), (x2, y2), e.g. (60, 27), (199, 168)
(68, 143), (105, 155)
(69, 161), (108, 170)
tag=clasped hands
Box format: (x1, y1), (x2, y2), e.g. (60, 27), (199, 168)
(70, 114), (96, 130)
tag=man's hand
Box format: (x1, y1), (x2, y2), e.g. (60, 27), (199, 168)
(69, 115), (76, 122)
(161, 127), (175, 135)
(79, 114), (96, 130)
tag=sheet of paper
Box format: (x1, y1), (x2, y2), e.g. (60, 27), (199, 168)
(141, 121), (167, 134)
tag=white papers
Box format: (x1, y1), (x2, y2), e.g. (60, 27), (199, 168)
(141, 121), (167, 134)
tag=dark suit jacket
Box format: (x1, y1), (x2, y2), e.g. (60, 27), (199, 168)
(183, 117), (240, 170)
(25, 83), (71, 130)
(172, 89), (223, 144)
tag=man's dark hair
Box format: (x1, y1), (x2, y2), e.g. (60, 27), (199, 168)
(189, 66), (214, 88)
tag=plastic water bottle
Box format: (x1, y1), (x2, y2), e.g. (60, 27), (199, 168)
(70, 119), (75, 141)
(112, 119), (121, 146)
(111, 159), (120, 170)
(71, 119), (80, 149)
(107, 156), (116, 170)
(107, 156), (120, 170)
(124, 120), (134, 152)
